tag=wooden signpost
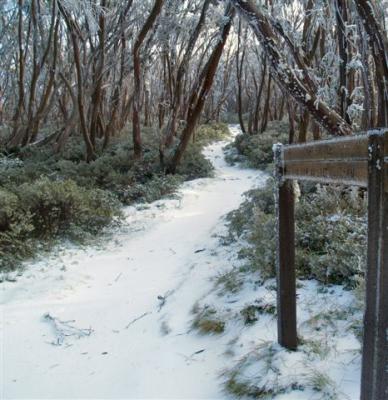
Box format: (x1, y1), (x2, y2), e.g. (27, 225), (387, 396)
(274, 130), (388, 400)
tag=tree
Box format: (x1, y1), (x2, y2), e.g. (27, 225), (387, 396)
(167, 2), (235, 174)
(354, 0), (388, 127)
(228, 0), (353, 137)
(132, 0), (165, 160)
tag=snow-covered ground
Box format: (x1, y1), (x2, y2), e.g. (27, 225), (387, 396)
(1, 126), (268, 399)
(1, 125), (363, 400)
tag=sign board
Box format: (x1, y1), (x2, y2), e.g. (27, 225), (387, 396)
(278, 131), (388, 190)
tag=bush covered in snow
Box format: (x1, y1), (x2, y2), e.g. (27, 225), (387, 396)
(0, 179), (122, 271)
(225, 120), (289, 169)
(225, 179), (367, 287)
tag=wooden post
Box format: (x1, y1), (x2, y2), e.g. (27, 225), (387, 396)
(274, 144), (297, 350)
(374, 186), (388, 400)
(361, 132), (388, 400)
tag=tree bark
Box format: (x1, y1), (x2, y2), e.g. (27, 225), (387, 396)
(354, 0), (388, 127)
(236, 20), (247, 134)
(90, 0), (107, 148)
(260, 73), (272, 133)
(336, 0), (351, 124)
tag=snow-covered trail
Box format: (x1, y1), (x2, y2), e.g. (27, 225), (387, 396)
(1, 126), (267, 399)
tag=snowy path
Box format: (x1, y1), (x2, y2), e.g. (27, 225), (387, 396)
(1, 126), (267, 399)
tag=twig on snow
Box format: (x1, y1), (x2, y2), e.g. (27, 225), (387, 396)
(43, 313), (93, 346)
(125, 312), (150, 329)
(157, 289), (175, 312)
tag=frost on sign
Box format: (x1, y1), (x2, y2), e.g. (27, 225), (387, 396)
(278, 133), (388, 188)
(283, 160), (368, 187)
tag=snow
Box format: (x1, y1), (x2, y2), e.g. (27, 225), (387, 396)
(1, 125), (267, 399)
(1, 125), (363, 399)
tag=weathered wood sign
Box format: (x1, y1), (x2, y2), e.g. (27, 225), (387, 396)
(283, 135), (369, 162)
(274, 130), (388, 400)
(284, 160), (368, 186)
(278, 131), (388, 189)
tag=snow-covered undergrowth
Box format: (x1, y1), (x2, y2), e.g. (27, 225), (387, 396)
(196, 252), (362, 399)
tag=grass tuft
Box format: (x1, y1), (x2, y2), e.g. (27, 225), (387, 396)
(192, 304), (226, 334)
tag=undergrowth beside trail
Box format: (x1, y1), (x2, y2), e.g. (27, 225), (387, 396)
(198, 120), (367, 399)
(0, 123), (229, 272)
(224, 118), (367, 288)
(225, 120), (289, 170)
(224, 180), (367, 288)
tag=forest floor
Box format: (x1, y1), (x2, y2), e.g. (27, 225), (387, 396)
(2, 126), (266, 399)
(1, 126), (361, 400)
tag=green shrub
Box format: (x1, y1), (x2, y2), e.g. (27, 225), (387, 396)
(15, 178), (122, 238)
(192, 304), (226, 334)
(0, 179), (122, 271)
(223, 343), (289, 399)
(177, 144), (214, 180)
(226, 180), (367, 287)
(119, 174), (183, 204)
(0, 188), (35, 270)
(295, 186), (366, 285)
(227, 120), (289, 169)
(194, 123), (230, 144)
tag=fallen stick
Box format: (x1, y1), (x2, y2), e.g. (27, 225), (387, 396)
(43, 313), (93, 346)
(125, 312), (150, 329)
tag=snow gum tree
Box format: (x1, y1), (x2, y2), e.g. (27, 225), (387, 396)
(227, 0), (353, 136)
(1, 0), (388, 162)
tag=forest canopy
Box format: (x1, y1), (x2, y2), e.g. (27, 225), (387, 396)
(1, 0), (388, 164)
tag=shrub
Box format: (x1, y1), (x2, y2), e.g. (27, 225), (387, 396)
(223, 344), (290, 399)
(0, 179), (122, 271)
(177, 143), (214, 180)
(295, 186), (366, 286)
(194, 123), (230, 144)
(192, 304), (226, 334)
(0, 188), (35, 270)
(119, 174), (183, 204)
(15, 178), (122, 238)
(225, 119), (367, 287)
(226, 180), (367, 287)
(227, 120), (289, 169)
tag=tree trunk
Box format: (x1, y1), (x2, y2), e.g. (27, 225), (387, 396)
(354, 0), (388, 126)
(236, 20), (247, 134)
(298, 109), (309, 143)
(132, 0), (165, 160)
(90, 0), (107, 149)
(162, 0), (211, 150)
(336, 0), (351, 124)
(167, 4), (235, 174)
(59, 2), (96, 162)
(260, 74), (271, 133)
